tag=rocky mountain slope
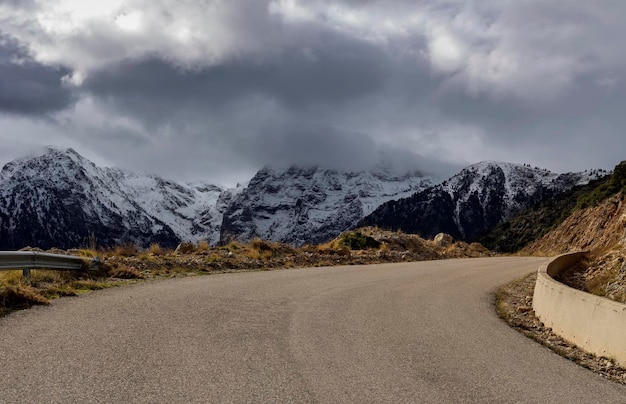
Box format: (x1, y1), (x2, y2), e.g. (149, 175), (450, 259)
(521, 193), (626, 303)
(359, 161), (603, 241)
(220, 165), (435, 245)
(0, 148), (433, 249)
(1, 147), (606, 251)
(479, 176), (609, 252)
(509, 160), (626, 303)
(521, 162), (626, 257)
(0, 147), (230, 249)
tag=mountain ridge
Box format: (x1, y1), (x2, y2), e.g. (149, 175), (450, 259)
(0, 147), (226, 249)
(0, 147), (605, 250)
(220, 165), (436, 245)
(359, 161), (603, 241)
(0, 147), (434, 249)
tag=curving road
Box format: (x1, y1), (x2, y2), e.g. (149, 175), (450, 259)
(1, 257), (625, 403)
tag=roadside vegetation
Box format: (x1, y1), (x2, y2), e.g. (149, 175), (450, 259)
(0, 227), (492, 317)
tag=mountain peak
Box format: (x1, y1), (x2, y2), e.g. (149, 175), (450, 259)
(220, 164), (436, 246)
(361, 162), (603, 241)
(0, 148), (228, 249)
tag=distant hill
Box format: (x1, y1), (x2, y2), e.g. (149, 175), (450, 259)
(0, 146), (610, 251)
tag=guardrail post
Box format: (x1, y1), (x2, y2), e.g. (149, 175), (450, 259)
(23, 268), (30, 279)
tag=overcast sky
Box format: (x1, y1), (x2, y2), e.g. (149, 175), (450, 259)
(1, 1), (625, 185)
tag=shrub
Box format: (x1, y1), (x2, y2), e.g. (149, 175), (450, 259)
(114, 243), (139, 257)
(148, 243), (164, 256)
(197, 240), (210, 252)
(338, 231), (381, 250)
(247, 239), (274, 260)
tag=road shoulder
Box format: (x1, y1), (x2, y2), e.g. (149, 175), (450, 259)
(495, 272), (626, 385)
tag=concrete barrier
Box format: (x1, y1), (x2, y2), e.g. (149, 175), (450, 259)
(533, 252), (626, 367)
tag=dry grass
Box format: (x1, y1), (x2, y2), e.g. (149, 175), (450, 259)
(0, 270), (23, 284)
(246, 239), (275, 260)
(113, 243), (139, 257)
(107, 263), (144, 279)
(148, 243), (165, 256)
(197, 240), (210, 252)
(76, 248), (99, 258)
(175, 242), (196, 254)
(0, 270), (51, 310)
(0, 284), (49, 309)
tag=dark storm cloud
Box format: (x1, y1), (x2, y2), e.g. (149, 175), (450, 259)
(0, 0), (35, 7)
(75, 29), (408, 176)
(1, 0), (626, 183)
(82, 31), (388, 113)
(0, 37), (75, 115)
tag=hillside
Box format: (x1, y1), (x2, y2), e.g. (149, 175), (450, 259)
(479, 177), (609, 252)
(521, 161), (626, 303)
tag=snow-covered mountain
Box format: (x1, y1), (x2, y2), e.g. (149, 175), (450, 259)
(359, 161), (606, 241)
(220, 165), (436, 245)
(0, 147), (431, 249)
(0, 148), (606, 250)
(0, 147), (229, 249)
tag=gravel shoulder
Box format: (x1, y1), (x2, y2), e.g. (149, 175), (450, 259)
(495, 271), (626, 385)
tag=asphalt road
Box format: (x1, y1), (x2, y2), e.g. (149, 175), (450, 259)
(1, 257), (625, 403)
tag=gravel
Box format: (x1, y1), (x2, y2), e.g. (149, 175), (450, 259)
(496, 272), (626, 385)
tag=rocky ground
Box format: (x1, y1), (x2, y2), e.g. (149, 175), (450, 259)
(555, 249), (626, 303)
(496, 272), (626, 385)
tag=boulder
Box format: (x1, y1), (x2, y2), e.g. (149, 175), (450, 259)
(433, 233), (454, 247)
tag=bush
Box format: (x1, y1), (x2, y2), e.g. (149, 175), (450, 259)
(338, 232), (381, 250)
(248, 239), (274, 260)
(197, 240), (210, 252)
(114, 243), (139, 257)
(148, 243), (165, 256)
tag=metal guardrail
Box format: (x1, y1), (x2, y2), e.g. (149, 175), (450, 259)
(0, 251), (86, 278)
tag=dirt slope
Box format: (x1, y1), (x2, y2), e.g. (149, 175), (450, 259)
(522, 194), (626, 302)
